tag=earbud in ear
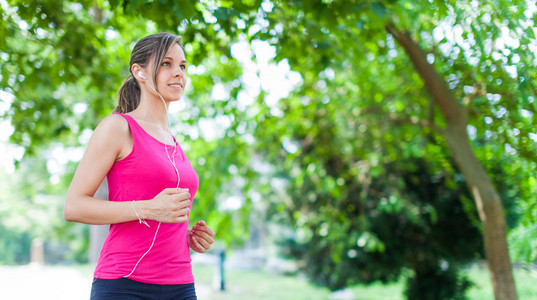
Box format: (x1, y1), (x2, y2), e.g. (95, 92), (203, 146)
(138, 72), (146, 80)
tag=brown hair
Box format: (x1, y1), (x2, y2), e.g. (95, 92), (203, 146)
(115, 33), (183, 113)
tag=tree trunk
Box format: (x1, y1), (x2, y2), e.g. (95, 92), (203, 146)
(386, 23), (517, 300)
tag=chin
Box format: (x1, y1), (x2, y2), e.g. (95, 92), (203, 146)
(165, 94), (183, 102)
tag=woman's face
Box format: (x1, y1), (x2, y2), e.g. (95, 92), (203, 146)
(154, 43), (187, 102)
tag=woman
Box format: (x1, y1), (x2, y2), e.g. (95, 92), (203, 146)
(64, 32), (214, 300)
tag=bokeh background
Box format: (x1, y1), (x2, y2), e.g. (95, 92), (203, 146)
(1, 0), (537, 299)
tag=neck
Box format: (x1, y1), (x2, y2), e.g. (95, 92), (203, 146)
(130, 92), (170, 129)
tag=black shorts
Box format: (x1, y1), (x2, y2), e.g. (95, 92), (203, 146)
(90, 278), (197, 300)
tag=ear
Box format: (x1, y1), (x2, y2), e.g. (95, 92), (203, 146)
(131, 64), (143, 81)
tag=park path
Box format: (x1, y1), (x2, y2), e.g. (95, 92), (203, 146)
(0, 264), (215, 300)
(0, 264), (92, 299)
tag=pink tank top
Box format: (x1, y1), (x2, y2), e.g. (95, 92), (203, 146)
(94, 113), (199, 284)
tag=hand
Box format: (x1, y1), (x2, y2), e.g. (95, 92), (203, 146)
(187, 220), (215, 253)
(143, 188), (191, 223)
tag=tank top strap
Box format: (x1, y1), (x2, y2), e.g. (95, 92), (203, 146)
(113, 112), (144, 143)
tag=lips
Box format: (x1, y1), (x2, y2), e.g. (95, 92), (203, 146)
(168, 83), (184, 89)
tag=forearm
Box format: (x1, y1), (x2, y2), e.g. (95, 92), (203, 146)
(64, 194), (150, 225)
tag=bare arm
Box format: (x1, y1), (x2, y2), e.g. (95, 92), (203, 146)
(64, 115), (191, 225)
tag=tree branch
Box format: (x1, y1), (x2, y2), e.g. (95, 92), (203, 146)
(385, 22), (468, 130)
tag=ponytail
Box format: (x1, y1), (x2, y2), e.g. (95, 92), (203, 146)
(115, 75), (140, 113)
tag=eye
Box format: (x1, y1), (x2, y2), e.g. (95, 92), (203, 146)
(180, 65), (186, 70)
(161, 61), (171, 66)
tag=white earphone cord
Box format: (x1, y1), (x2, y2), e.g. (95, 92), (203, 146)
(124, 74), (181, 278)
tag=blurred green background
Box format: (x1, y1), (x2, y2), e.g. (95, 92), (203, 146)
(1, 0), (537, 299)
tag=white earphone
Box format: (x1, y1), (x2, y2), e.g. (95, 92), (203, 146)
(124, 70), (181, 279)
(135, 70), (179, 188)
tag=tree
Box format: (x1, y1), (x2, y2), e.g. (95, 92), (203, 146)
(250, 1), (536, 299)
(255, 79), (485, 296)
(0, 0), (260, 249)
(385, 21), (515, 299)
(2, 1), (536, 299)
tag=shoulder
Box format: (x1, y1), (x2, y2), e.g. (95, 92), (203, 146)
(90, 114), (131, 145)
(87, 114), (132, 160)
(98, 113), (128, 128)
(94, 114), (130, 136)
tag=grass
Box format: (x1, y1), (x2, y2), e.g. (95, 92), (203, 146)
(191, 263), (537, 300)
(75, 262), (537, 299)
(465, 264), (537, 299)
(193, 264), (332, 300)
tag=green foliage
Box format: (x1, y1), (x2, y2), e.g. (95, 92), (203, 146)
(1, 2), (536, 300)
(248, 0), (535, 297)
(0, 226), (31, 264)
(268, 144), (483, 294)
(0, 0), (261, 251)
(509, 222), (537, 263)
(404, 264), (473, 300)
(0, 156), (88, 263)
(252, 0), (536, 258)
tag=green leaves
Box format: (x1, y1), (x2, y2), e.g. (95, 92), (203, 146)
(1, 3), (535, 295)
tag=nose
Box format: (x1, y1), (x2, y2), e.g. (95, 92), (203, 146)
(174, 66), (185, 78)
